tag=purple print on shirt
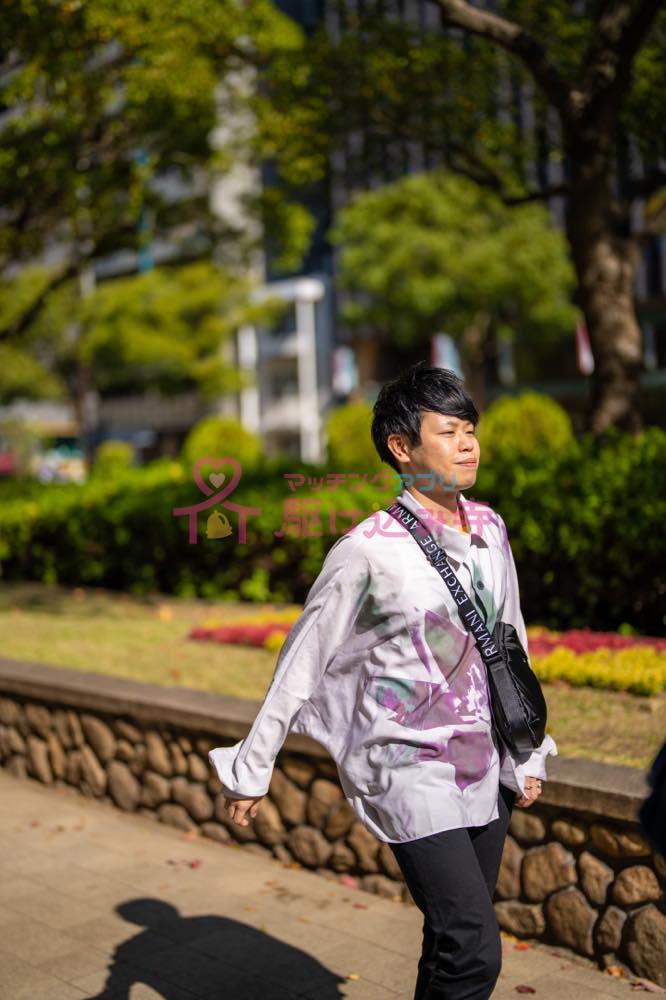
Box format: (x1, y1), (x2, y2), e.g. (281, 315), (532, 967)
(365, 604), (494, 789)
(367, 658), (490, 730)
(410, 730), (494, 791)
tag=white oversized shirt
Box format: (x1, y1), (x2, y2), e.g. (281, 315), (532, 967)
(209, 487), (557, 843)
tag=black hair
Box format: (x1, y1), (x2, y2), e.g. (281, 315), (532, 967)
(371, 361), (479, 472)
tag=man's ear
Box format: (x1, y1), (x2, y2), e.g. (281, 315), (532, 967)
(386, 432), (411, 466)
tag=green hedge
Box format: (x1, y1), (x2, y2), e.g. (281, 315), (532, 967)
(0, 429), (664, 633)
(0, 456), (394, 604)
(474, 426), (666, 633)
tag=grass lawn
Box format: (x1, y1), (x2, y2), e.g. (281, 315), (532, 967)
(0, 583), (663, 771)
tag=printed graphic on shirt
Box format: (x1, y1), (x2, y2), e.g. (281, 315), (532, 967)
(364, 583), (498, 792)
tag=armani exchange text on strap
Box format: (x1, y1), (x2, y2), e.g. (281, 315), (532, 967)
(386, 501), (503, 665)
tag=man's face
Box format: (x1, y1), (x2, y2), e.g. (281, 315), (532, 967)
(390, 410), (480, 495)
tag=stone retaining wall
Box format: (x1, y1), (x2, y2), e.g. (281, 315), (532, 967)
(1, 658), (664, 987)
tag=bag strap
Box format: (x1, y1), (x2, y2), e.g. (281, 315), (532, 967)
(386, 500), (504, 670)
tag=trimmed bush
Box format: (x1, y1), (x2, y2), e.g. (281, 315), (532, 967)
(325, 399), (382, 472)
(92, 440), (134, 477)
(181, 415), (262, 472)
(477, 391), (573, 463)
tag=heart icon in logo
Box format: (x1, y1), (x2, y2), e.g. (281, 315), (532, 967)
(210, 472), (226, 488)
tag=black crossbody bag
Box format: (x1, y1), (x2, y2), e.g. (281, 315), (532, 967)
(386, 500), (547, 755)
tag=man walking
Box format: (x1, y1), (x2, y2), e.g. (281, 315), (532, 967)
(209, 362), (557, 999)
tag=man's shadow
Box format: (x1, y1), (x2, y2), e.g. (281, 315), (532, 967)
(86, 898), (346, 999)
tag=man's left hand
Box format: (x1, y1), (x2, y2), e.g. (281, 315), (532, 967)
(515, 776), (543, 808)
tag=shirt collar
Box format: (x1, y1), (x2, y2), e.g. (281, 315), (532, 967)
(395, 487), (487, 562)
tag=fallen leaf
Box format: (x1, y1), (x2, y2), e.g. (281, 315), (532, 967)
(346, 973), (361, 981)
(339, 875), (359, 889)
(630, 980), (666, 993)
(514, 942), (531, 951)
(516, 987), (536, 995)
(181, 831), (198, 842)
(352, 902), (368, 909)
(188, 859), (203, 868)
(243, 906), (257, 912)
(605, 965), (625, 978)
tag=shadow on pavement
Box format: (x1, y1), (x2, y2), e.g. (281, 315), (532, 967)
(84, 897), (347, 1000)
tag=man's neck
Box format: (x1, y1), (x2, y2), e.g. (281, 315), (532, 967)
(406, 486), (467, 531)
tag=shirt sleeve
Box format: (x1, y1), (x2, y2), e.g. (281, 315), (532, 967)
(494, 512), (558, 795)
(208, 531), (370, 799)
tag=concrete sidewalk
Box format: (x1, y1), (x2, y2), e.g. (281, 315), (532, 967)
(0, 771), (641, 1000)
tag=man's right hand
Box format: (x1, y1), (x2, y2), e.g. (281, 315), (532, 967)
(223, 795), (264, 827)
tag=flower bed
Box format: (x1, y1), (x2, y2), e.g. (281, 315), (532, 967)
(527, 626), (666, 656)
(526, 627), (666, 696)
(190, 617), (666, 696)
(190, 608), (300, 652)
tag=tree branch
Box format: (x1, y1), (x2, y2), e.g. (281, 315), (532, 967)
(503, 183), (570, 206)
(0, 261), (79, 342)
(428, 0), (571, 117)
(576, 0), (663, 120)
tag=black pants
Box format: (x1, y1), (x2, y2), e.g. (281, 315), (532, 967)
(389, 785), (515, 1000)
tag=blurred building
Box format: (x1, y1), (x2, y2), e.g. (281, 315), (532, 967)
(218, 274), (334, 462)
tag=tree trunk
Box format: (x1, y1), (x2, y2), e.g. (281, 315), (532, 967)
(72, 265), (100, 468)
(565, 151), (644, 436)
(461, 311), (492, 412)
(354, 332), (381, 386)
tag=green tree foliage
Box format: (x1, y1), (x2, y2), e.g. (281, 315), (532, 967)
(330, 171), (576, 365)
(270, 0), (666, 434)
(0, 261), (284, 405)
(0, 0), (306, 278)
(0, 0), (309, 401)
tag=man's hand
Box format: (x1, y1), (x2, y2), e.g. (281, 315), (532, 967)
(515, 776), (543, 809)
(223, 794), (264, 827)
